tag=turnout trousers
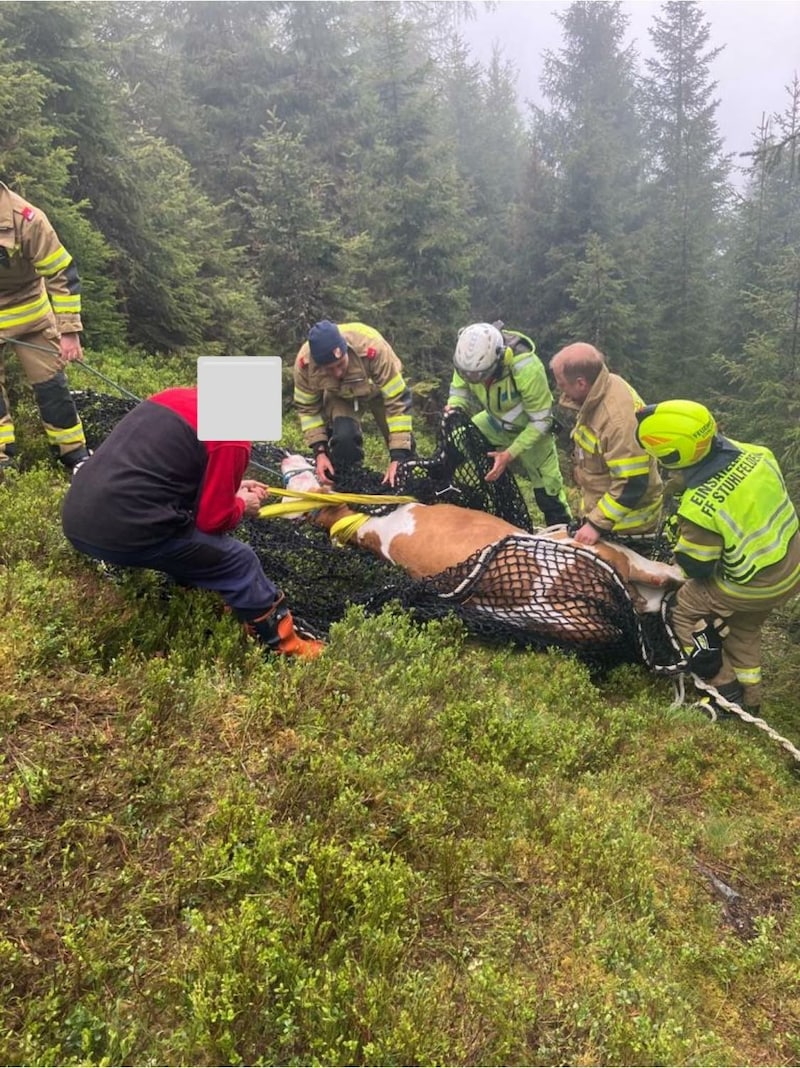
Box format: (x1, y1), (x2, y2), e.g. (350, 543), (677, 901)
(0, 321), (86, 460)
(324, 391), (391, 464)
(670, 533), (800, 706)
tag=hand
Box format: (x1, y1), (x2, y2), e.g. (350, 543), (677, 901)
(59, 333), (83, 362)
(236, 488), (263, 518)
(572, 521), (602, 545)
(315, 451), (335, 485)
(485, 449), (512, 482)
(382, 460), (399, 487)
(686, 616), (730, 678)
(240, 479), (267, 500)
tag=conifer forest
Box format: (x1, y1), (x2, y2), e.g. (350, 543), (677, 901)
(2, 0), (798, 476)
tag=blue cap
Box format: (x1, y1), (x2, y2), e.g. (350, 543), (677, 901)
(308, 320), (347, 365)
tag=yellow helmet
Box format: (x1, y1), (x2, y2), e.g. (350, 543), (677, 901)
(635, 400), (717, 469)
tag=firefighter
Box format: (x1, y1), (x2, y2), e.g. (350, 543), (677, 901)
(0, 182), (89, 473)
(292, 320), (413, 488)
(550, 342), (662, 545)
(636, 399), (800, 713)
(446, 322), (571, 526)
(61, 386), (323, 659)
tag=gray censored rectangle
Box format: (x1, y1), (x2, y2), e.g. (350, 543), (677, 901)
(197, 357), (283, 442)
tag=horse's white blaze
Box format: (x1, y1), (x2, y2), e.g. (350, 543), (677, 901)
(286, 470), (321, 494)
(281, 455), (324, 507)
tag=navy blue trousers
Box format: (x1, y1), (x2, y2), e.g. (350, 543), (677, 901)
(67, 528), (278, 621)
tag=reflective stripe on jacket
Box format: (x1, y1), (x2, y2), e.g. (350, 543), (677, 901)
(676, 439), (800, 592)
(566, 365), (663, 532)
(292, 322), (413, 451)
(0, 183), (82, 336)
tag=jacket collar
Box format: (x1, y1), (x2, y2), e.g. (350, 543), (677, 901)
(577, 363), (610, 416)
(681, 436), (742, 488)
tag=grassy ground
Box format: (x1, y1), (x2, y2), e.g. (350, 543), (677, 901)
(1, 357), (800, 1065)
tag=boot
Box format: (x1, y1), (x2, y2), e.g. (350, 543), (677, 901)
(60, 445), (91, 479)
(533, 486), (571, 527)
(698, 679), (743, 721)
(0, 443), (19, 478)
(247, 596), (324, 659)
(0, 453), (18, 479)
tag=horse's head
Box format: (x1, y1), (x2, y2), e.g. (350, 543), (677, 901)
(278, 452), (351, 530)
(280, 453), (321, 495)
(275, 454), (326, 522)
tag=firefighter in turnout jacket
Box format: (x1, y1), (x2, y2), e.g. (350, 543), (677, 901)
(293, 320), (413, 488)
(550, 342), (662, 545)
(0, 182), (88, 472)
(637, 399), (800, 711)
(446, 322), (571, 526)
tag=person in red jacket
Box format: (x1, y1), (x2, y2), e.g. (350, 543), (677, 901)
(61, 386), (322, 659)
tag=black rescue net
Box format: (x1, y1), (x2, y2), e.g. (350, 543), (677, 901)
(73, 392), (673, 673)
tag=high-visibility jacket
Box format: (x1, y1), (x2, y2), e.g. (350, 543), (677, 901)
(447, 328), (555, 460)
(292, 322), (413, 452)
(0, 182), (82, 336)
(563, 364), (662, 533)
(675, 438), (800, 596)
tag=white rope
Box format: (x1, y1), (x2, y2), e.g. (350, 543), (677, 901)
(668, 672), (800, 764)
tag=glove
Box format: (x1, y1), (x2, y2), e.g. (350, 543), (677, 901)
(686, 616), (730, 678)
(662, 513), (680, 549)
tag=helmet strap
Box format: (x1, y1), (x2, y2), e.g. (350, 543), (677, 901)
(485, 353), (505, 386)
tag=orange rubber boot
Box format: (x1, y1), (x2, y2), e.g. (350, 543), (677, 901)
(273, 610), (325, 659)
(247, 597), (324, 659)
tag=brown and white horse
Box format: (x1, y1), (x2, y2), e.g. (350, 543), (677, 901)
(279, 454), (683, 616)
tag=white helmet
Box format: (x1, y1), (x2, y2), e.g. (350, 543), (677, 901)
(453, 323), (505, 382)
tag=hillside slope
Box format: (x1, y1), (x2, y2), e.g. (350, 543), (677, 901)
(1, 458), (800, 1065)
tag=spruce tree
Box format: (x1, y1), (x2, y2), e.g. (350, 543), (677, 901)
(344, 2), (473, 377)
(556, 233), (637, 373)
(437, 35), (525, 321)
(639, 0), (730, 398)
(714, 78), (800, 490)
(239, 115), (369, 357)
(0, 30), (122, 346)
(528, 1), (644, 364)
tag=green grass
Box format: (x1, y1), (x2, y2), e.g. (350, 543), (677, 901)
(2, 359), (800, 1065)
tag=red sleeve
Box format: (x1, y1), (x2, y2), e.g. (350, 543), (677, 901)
(148, 386), (252, 533)
(196, 441), (251, 533)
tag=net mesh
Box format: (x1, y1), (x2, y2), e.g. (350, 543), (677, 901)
(74, 390), (678, 673)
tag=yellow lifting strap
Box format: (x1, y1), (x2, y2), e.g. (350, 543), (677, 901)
(257, 485), (417, 521)
(329, 512), (371, 547)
